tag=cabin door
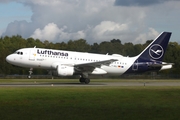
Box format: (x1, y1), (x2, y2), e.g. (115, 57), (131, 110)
(29, 48), (36, 61)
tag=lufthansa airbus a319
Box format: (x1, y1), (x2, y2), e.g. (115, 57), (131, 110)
(6, 32), (173, 84)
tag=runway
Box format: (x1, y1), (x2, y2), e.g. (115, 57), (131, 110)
(1, 81), (180, 87)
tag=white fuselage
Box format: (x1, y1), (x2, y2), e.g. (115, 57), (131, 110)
(6, 48), (137, 75)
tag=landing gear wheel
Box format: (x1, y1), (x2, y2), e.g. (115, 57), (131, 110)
(79, 77), (90, 84)
(27, 75), (31, 79)
(79, 77), (85, 83)
(79, 73), (90, 84)
(85, 78), (90, 84)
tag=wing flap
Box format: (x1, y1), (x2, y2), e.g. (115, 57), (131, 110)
(75, 59), (117, 67)
(74, 59), (117, 73)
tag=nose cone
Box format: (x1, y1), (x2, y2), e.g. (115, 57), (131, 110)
(6, 55), (13, 64)
(6, 54), (23, 67)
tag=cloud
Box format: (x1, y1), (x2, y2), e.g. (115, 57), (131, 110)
(0, 29), (5, 36)
(31, 23), (86, 42)
(31, 23), (61, 41)
(3, 20), (33, 37)
(90, 21), (129, 43)
(135, 28), (159, 43)
(1, 0), (180, 44)
(114, 0), (176, 6)
(0, 0), (14, 3)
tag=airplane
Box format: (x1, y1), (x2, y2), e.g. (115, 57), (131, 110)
(6, 32), (173, 84)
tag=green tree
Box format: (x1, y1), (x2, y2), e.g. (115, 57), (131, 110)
(67, 39), (90, 52)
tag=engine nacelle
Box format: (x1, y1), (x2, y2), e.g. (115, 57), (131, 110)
(57, 65), (74, 76)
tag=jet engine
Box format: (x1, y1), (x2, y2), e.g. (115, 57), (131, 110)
(57, 65), (74, 76)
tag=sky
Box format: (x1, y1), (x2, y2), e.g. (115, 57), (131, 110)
(0, 0), (180, 44)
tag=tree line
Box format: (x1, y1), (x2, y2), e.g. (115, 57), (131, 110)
(0, 35), (179, 77)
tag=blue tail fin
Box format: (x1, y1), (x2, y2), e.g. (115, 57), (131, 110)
(137, 32), (171, 61)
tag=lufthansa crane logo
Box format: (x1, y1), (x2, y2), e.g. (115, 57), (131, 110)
(149, 44), (164, 59)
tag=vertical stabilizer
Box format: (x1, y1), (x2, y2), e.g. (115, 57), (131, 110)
(137, 32), (171, 61)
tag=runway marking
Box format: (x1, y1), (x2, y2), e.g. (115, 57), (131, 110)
(1, 81), (180, 87)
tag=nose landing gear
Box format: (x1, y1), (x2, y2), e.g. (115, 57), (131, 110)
(27, 68), (33, 79)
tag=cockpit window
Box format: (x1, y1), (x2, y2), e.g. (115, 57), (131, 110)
(15, 51), (23, 55)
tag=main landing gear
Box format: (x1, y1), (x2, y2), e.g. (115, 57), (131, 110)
(79, 77), (90, 84)
(79, 73), (90, 84)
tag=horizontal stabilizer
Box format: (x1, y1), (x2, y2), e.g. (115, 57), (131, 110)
(147, 62), (174, 71)
(148, 62), (174, 67)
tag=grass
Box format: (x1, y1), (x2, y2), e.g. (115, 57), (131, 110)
(0, 79), (180, 120)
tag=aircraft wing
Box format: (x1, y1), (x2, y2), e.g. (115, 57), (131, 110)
(74, 59), (118, 72)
